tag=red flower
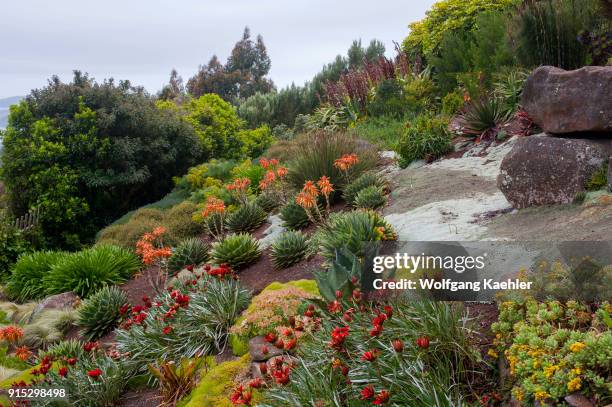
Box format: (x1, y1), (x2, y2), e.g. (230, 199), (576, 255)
(87, 368), (102, 378)
(361, 350), (379, 362)
(304, 309), (314, 317)
(329, 326), (350, 349)
(274, 338), (285, 350)
(372, 313), (387, 326)
(258, 362), (268, 375)
(282, 328), (293, 337)
(67, 357), (77, 366)
(119, 304), (130, 315)
(341, 365), (349, 376)
(416, 336), (430, 349)
(392, 339), (404, 353)
(261, 345), (269, 355)
(132, 305), (146, 314)
(162, 326), (173, 334)
(284, 338), (297, 350)
(248, 378), (264, 389)
(373, 390), (390, 405)
(328, 300), (342, 313)
(370, 324), (383, 337)
(360, 385), (375, 400)
(83, 342), (99, 352)
(264, 331), (276, 342)
(186, 265), (194, 272)
(335, 290), (343, 299)
(383, 306), (393, 318)
(273, 366), (291, 385)
(58, 367), (68, 377)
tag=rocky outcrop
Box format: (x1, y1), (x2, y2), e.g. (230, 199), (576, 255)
(248, 336), (284, 362)
(498, 135), (608, 208)
(522, 66), (612, 134)
(28, 292), (79, 323)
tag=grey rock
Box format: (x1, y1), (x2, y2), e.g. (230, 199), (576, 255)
(608, 157), (612, 193)
(522, 65), (612, 134)
(498, 135), (608, 208)
(564, 393), (594, 407)
(28, 292), (79, 323)
(248, 336), (283, 362)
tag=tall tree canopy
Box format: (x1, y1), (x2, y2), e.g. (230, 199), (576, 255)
(187, 27), (274, 101)
(0, 72), (202, 249)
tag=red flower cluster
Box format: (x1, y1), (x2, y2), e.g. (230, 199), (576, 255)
(416, 336), (430, 349)
(0, 326), (24, 343)
(170, 290), (190, 307)
(370, 306), (392, 337)
(230, 385), (252, 405)
(83, 342), (100, 353)
(205, 263), (233, 279)
(135, 227), (172, 265)
(361, 386), (390, 404)
(30, 355), (53, 376)
(329, 326), (349, 350)
(87, 368), (102, 379)
(361, 349), (380, 362)
(333, 153), (359, 171)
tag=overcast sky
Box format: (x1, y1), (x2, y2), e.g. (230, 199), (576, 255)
(0, 0), (435, 99)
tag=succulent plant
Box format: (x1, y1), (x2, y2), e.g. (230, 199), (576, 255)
(255, 193), (280, 213)
(39, 339), (85, 360)
(342, 172), (386, 205)
(205, 213), (225, 238)
(211, 233), (262, 270)
(354, 185), (387, 209)
(270, 231), (310, 269)
(279, 201), (310, 230)
(167, 238), (210, 274)
(315, 210), (397, 260)
(314, 248), (362, 302)
(77, 286), (128, 341)
(225, 203), (268, 233)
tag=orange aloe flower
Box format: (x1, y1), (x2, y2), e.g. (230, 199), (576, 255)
(276, 166), (288, 178)
(317, 176), (334, 196)
(15, 346), (32, 361)
(302, 181), (319, 197)
(296, 191), (316, 209)
(260, 158), (270, 169)
(202, 196), (226, 217)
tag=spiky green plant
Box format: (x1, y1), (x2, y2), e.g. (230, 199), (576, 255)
(43, 245), (141, 298)
(270, 231), (310, 269)
(342, 172), (387, 205)
(211, 233), (261, 270)
(205, 213), (225, 239)
(167, 238), (211, 274)
(5, 251), (68, 302)
(225, 203), (268, 233)
(460, 96), (512, 137)
(39, 339), (85, 360)
(315, 210), (396, 260)
(353, 185), (387, 209)
(255, 193), (281, 213)
(279, 201), (310, 230)
(77, 286), (128, 341)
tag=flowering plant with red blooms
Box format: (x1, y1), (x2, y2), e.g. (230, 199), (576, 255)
(88, 368), (102, 378)
(0, 325), (24, 343)
(226, 177), (251, 205)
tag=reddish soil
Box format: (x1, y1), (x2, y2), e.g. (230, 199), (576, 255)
(115, 388), (160, 407)
(237, 249), (324, 294)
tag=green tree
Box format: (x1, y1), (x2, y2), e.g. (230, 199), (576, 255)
(0, 72), (201, 249)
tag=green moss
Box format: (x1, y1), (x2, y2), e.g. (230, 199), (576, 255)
(178, 354), (252, 407)
(586, 162), (608, 191)
(261, 279), (319, 296)
(229, 334), (249, 356)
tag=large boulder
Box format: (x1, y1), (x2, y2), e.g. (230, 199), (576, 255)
(522, 66), (612, 134)
(27, 292), (79, 323)
(498, 135), (608, 208)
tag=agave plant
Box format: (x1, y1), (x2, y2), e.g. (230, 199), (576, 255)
(225, 203), (268, 233)
(354, 185), (387, 209)
(77, 286), (128, 340)
(211, 233), (262, 270)
(255, 193), (281, 213)
(167, 238), (210, 274)
(459, 96), (512, 139)
(342, 172), (387, 205)
(270, 231), (310, 269)
(314, 249), (362, 302)
(279, 201), (310, 230)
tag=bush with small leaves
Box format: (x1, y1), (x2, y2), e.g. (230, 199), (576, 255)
(225, 203), (268, 233)
(167, 238), (211, 274)
(5, 251), (68, 302)
(342, 172), (386, 205)
(43, 245), (141, 298)
(77, 286), (128, 340)
(279, 201), (310, 230)
(270, 231), (310, 269)
(354, 185), (387, 209)
(211, 233), (261, 270)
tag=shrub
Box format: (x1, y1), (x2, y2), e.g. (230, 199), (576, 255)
(43, 245), (141, 298)
(315, 210), (397, 260)
(354, 185), (387, 209)
(230, 280), (319, 339)
(5, 251), (68, 302)
(459, 96), (512, 137)
(493, 68), (529, 112)
(1, 74), (202, 249)
(21, 309), (78, 349)
(165, 201), (206, 241)
(225, 203), (268, 233)
(342, 172), (387, 205)
(492, 300), (611, 404)
(211, 233), (261, 270)
(367, 79), (407, 118)
(255, 193), (280, 213)
(97, 213), (165, 249)
(230, 160), (266, 193)
(396, 114), (453, 167)
(270, 231), (310, 269)
(286, 132), (378, 191)
(167, 238), (211, 274)
(116, 275), (250, 373)
(441, 90), (465, 116)
(279, 201), (310, 230)
(77, 286), (128, 341)
(0, 218), (30, 279)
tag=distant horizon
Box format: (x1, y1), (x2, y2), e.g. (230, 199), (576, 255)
(0, 0), (435, 100)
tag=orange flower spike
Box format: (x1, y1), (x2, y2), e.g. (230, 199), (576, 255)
(303, 181), (319, 197)
(317, 176), (334, 196)
(264, 170), (276, 184)
(276, 166), (288, 178)
(296, 192), (315, 209)
(269, 158), (279, 167)
(14, 346), (32, 361)
(260, 158), (270, 169)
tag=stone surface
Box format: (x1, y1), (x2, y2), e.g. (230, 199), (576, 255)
(608, 157), (612, 192)
(28, 292), (79, 323)
(248, 336), (284, 362)
(522, 65), (612, 134)
(258, 215), (286, 249)
(564, 393), (594, 407)
(498, 135), (607, 208)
